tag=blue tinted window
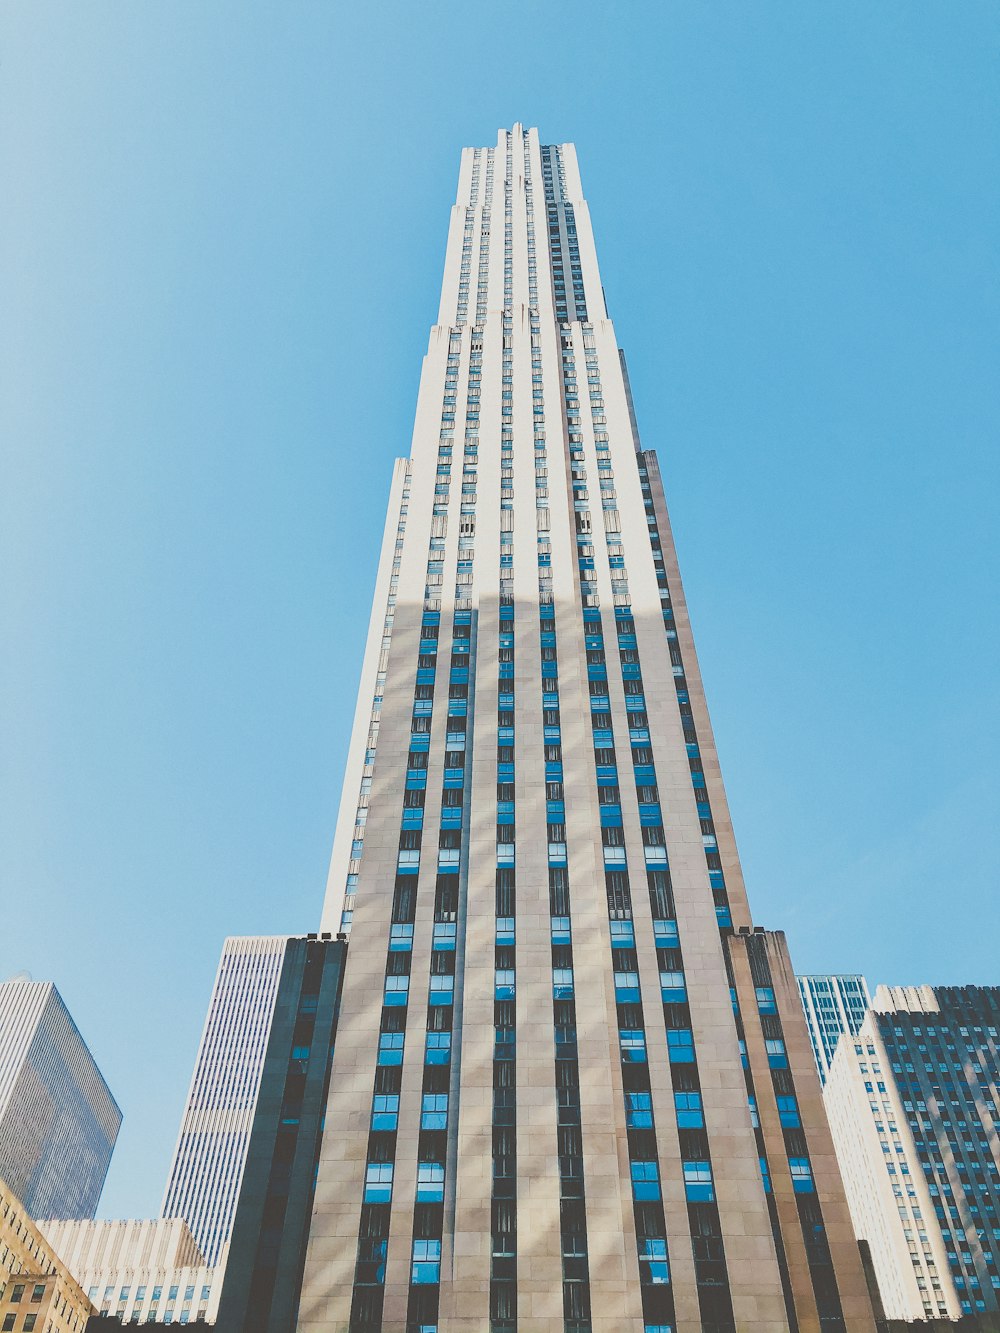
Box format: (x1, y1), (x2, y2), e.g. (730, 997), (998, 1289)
(496, 917), (515, 945)
(372, 1095), (399, 1130)
(631, 1161), (661, 1201)
(416, 1163), (445, 1202)
(652, 919), (678, 947)
(432, 922), (457, 950)
(776, 1095), (800, 1128)
(377, 1032), (404, 1065)
(667, 1029), (695, 1063)
(609, 920), (634, 946)
(364, 1163), (393, 1202)
(425, 1032), (451, 1064)
(620, 1030), (647, 1063)
(626, 1092), (653, 1128)
(674, 1091), (703, 1128)
(683, 1161), (713, 1202)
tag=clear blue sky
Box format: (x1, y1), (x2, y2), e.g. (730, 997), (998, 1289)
(1, 2), (997, 1220)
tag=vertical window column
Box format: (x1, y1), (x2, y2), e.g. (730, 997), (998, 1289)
(538, 600), (593, 1333)
(491, 596), (517, 1333)
(579, 604), (677, 1333)
(567, 331), (738, 1331)
(745, 937), (848, 1332)
(350, 600), (441, 1331)
(404, 610), (471, 1333)
(561, 340), (679, 1333)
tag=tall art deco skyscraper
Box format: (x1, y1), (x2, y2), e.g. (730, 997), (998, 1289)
(298, 127), (875, 1333)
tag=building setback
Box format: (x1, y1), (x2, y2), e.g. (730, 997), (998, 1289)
(825, 985), (1000, 1323)
(0, 980), (120, 1221)
(160, 936), (288, 1265)
(296, 125), (875, 1333)
(798, 975), (872, 1085)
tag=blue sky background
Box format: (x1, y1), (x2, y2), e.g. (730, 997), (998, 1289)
(1, 2), (997, 1220)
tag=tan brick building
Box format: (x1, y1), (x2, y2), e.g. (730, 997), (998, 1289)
(0, 1179), (92, 1333)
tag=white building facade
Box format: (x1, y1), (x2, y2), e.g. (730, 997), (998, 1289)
(296, 126), (874, 1333)
(39, 1216), (221, 1325)
(824, 1007), (957, 1320)
(0, 979), (121, 1220)
(160, 936), (287, 1265)
(797, 974), (871, 1084)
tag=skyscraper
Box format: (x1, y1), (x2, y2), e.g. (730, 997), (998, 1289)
(161, 936), (288, 1264)
(798, 975), (872, 1084)
(0, 978), (120, 1220)
(825, 985), (1000, 1322)
(298, 126), (874, 1333)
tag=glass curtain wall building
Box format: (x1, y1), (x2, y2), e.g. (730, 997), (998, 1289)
(297, 126), (875, 1333)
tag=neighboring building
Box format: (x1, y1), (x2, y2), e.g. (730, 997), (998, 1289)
(825, 985), (1000, 1322)
(874, 1319), (1000, 1333)
(799, 974), (872, 1083)
(158, 933), (347, 1324)
(0, 979), (121, 1220)
(38, 1217), (219, 1325)
(825, 1009), (959, 1321)
(160, 936), (288, 1265)
(296, 126), (875, 1332)
(0, 1176), (94, 1333)
(216, 935), (346, 1333)
(85, 1322), (211, 1333)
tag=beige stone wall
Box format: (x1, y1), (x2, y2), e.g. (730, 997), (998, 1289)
(731, 931), (878, 1332)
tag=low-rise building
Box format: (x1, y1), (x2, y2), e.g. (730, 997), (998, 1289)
(38, 1219), (220, 1325)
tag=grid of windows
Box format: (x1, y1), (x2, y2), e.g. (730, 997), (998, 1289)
(566, 323), (743, 1333)
(404, 604), (470, 1333)
(535, 384), (593, 1327)
(798, 975), (872, 1084)
(160, 938), (286, 1264)
(882, 989), (1000, 1317)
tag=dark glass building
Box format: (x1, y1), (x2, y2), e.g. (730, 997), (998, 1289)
(215, 935), (346, 1332)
